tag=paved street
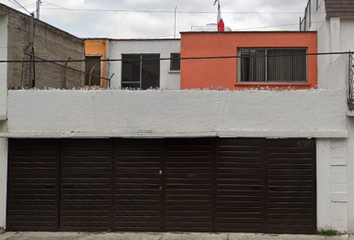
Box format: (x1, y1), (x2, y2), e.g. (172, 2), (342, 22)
(0, 232), (351, 240)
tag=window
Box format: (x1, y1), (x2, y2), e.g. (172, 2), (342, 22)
(239, 49), (307, 83)
(85, 56), (101, 86)
(122, 54), (160, 89)
(170, 53), (181, 71)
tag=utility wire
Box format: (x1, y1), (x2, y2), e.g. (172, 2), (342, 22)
(41, 2), (72, 11)
(8, 0), (31, 14)
(40, 6), (304, 15)
(0, 51), (352, 64)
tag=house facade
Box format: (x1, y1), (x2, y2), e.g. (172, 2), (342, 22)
(85, 38), (181, 90)
(181, 31), (317, 90)
(0, 0), (354, 235)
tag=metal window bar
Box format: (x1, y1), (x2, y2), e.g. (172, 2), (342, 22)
(348, 52), (354, 110)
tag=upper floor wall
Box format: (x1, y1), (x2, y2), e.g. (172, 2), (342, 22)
(85, 39), (108, 88)
(85, 39), (181, 90)
(181, 32), (317, 90)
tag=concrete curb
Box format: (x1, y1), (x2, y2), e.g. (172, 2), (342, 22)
(0, 232), (351, 240)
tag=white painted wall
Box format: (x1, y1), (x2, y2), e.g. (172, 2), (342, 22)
(347, 118), (354, 233)
(309, 1), (354, 232)
(5, 90), (347, 138)
(321, 54), (347, 90)
(0, 15), (8, 118)
(108, 39), (181, 90)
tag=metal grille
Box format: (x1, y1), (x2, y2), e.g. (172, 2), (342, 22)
(60, 139), (112, 231)
(7, 139), (60, 231)
(348, 53), (354, 110)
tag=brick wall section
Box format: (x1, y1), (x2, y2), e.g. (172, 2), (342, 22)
(0, 4), (85, 89)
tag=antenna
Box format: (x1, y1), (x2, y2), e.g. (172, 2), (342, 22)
(36, 0), (42, 19)
(174, 5), (178, 38)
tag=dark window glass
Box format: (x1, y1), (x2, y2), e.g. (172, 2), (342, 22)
(267, 49), (307, 82)
(85, 56), (101, 86)
(142, 54), (160, 89)
(122, 54), (160, 89)
(170, 53), (181, 71)
(239, 49), (307, 83)
(122, 55), (140, 84)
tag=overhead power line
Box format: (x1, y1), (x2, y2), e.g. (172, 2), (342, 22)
(8, 0), (31, 14)
(40, 6), (304, 15)
(0, 51), (352, 64)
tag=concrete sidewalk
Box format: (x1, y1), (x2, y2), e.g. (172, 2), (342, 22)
(0, 232), (351, 240)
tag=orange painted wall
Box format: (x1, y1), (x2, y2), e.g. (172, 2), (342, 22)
(180, 32), (318, 90)
(85, 39), (108, 88)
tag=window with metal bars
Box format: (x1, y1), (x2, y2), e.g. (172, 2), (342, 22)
(170, 53), (181, 71)
(85, 56), (101, 86)
(239, 48), (307, 83)
(121, 54), (160, 89)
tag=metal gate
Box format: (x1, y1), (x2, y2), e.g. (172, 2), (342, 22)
(7, 138), (317, 233)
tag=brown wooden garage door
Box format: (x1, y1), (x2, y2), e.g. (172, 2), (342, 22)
(7, 139), (60, 231)
(7, 138), (316, 233)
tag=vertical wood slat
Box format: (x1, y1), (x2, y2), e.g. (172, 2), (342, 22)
(7, 139), (60, 231)
(215, 138), (264, 233)
(113, 139), (163, 232)
(266, 139), (317, 234)
(60, 139), (112, 232)
(164, 138), (213, 232)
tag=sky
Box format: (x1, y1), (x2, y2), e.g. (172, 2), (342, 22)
(0, 0), (309, 39)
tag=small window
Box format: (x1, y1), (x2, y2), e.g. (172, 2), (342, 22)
(239, 48), (307, 83)
(122, 54), (160, 89)
(170, 53), (180, 71)
(85, 56), (101, 86)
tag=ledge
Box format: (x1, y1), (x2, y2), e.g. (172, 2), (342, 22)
(0, 131), (218, 139)
(218, 130), (348, 139)
(347, 110), (354, 117)
(0, 115), (7, 121)
(0, 130), (348, 139)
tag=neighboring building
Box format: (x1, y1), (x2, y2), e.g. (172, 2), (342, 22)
(84, 39), (109, 88)
(300, 0), (354, 90)
(0, 3), (85, 90)
(180, 31), (317, 90)
(1, 0), (354, 235)
(85, 38), (181, 90)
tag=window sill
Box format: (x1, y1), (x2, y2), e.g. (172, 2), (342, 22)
(169, 70), (180, 74)
(235, 82), (311, 87)
(234, 82), (313, 90)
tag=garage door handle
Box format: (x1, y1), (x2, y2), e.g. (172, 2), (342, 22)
(44, 184), (56, 189)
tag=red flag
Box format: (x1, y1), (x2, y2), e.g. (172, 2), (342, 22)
(214, 0), (225, 32)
